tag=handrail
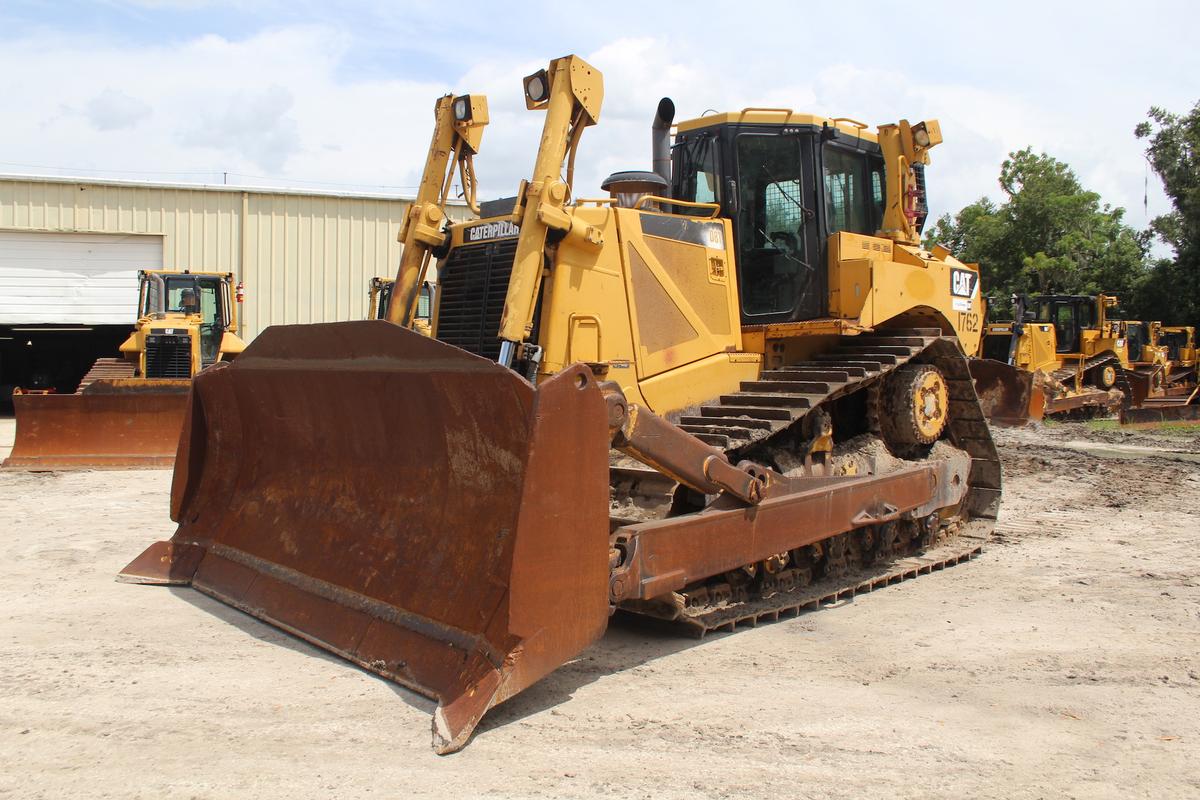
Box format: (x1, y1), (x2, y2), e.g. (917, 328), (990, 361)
(634, 195), (721, 218)
(738, 107), (795, 116)
(830, 117), (868, 129)
(567, 313), (602, 361)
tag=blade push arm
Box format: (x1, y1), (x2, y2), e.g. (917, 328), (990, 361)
(387, 93), (488, 327)
(599, 382), (771, 505)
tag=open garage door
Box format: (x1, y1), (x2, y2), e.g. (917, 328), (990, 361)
(0, 231), (164, 408)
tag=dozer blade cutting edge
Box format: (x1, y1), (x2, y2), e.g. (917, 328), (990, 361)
(118, 321), (613, 754)
(4, 384), (189, 469)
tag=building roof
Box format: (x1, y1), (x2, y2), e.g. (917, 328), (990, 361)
(0, 172), (469, 205)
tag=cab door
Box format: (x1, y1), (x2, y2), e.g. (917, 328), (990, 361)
(732, 132), (822, 323)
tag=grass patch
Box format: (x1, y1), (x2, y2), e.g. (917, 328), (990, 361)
(1093, 418), (1200, 436)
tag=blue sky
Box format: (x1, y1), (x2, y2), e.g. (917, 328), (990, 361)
(1, 0), (1197, 235)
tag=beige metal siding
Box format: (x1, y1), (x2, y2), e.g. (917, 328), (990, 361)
(0, 176), (473, 340)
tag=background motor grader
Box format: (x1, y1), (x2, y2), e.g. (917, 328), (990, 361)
(120, 55), (1001, 753)
(971, 293), (1130, 423)
(4, 269), (244, 468)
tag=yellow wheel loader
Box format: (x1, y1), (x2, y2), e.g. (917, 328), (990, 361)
(1120, 323), (1200, 424)
(4, 270), (245, 468)
(970, 293), (1131, 424)
(120, 55), (1001, 753)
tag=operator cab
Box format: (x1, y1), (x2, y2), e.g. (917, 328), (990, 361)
(671, 111), (915, 325)
(1024, 295), (1096, 354)
(1161, 328), (1193, 362)
(138, 271), (232, 366)
(1125, 320), (1150, 363)
(374, 280), (433, 323)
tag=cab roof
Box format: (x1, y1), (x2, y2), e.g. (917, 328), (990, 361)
(675, 110), (879, 143)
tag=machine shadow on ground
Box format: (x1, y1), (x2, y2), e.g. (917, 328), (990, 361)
(163, 584), (736, 738)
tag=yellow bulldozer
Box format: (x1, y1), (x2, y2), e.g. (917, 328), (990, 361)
(4, 269), (245, 468)
(971, 293), (1131, 423)
(119, 55), (1001, 753)
(368, 275), (434, 335)
(1120, 322), (1200, 424)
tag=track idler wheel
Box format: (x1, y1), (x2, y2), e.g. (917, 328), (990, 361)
(1087, 363), (1117, 389)
(880, 364), (949, 451)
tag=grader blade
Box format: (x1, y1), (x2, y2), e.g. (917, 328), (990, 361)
(118, 321), (613, 754)
(968, 358), (1045, 426)
(4, 385), (189, 469)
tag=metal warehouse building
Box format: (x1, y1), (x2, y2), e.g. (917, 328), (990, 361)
(0, 174), (471, 405)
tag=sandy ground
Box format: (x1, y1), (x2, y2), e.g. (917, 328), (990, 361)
(1, 416), (1199, 799)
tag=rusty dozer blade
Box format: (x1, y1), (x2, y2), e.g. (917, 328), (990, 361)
(968, 358), (1045, 426)
(118, 321), (613, 754)
(1121, 404), (1200, 425)
(3, 383), (189, 470)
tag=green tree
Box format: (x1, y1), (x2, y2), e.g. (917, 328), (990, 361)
(925, 148), (1149, 317)
(1134, 101), (1200, 325)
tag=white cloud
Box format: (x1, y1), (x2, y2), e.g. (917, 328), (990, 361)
(83, 88), (153, 131)
(177, 85), (299, 172)
(0, 25), (446, 187)
(0, 5), (1192, 238)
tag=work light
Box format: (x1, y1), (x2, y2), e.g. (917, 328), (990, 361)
(523, 69), (549, 105)
(453, 95), (471, 121)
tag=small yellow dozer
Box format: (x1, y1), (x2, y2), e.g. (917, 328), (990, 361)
(4, 270), (244, 469)
(1120, 323), (1200, 424)
(971, 293), (1128, 423)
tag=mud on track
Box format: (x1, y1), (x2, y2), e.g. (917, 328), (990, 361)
(1, 417), (1198, 799)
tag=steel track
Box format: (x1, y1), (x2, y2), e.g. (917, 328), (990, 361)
(614, 328), (1002, 635)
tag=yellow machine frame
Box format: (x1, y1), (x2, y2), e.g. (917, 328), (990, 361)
(420, 55), (983, 417)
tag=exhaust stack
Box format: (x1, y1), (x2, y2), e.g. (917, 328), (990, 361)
(652, 97), (675, 188)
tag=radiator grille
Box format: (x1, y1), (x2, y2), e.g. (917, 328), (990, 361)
(981, 333), (1011, 362)
(145, 334), (192, 379)
(435, 237), (518, 360)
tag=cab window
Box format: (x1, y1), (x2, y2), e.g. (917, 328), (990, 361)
(1076, 301), (1094, 329)
(822, 145), (872, 235)
(164, 275), (226, 364)
(165, 277), (222, 329)
(870, 167), (885, 227)
(417, 284), (432, 320)
(673, 134), (721, 214)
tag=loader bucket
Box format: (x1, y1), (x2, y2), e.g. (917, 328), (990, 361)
(968, 358), (1045, 426)
(4, 385), (189, 469)
(118, 321), (613, 753)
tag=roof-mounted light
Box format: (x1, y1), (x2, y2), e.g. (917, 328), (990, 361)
(453, 95), (472, 121)
(523, 69), (549, 106)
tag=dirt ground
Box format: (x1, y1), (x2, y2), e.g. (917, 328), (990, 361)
(1, 415), (1199, 799)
